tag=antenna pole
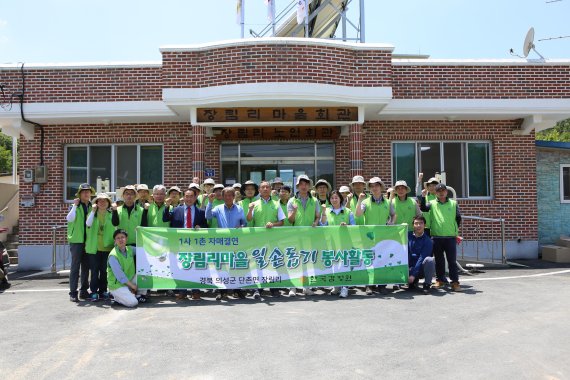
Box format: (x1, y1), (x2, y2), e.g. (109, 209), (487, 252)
(304, 0), (309, 38)
(241, 0), (246, 39)
(360, 0), (365, 42)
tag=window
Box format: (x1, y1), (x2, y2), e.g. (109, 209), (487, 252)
(392, 141), (492, 199)
(65, 144), (163, 201)
(560, 165), (570, 203)
(220, 143), (334, 190)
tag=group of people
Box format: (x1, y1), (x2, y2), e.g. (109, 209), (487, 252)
(66, 172), (462, 307)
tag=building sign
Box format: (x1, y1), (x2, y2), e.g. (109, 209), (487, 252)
(197, 107), (358, 123)
(214, 126), (340, 141)
(204, 169), (216, 177)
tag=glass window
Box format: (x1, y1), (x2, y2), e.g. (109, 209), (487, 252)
(140, 146), (163, 188)
(392, 141), (492, 199)
(317, 143), (334, 158)
(66, 147), (87, 200)
(443, 143), (464, 198)
(89, 146), (112, 187)
(468, 143), (491, 197)
(316, 160), (334, 186)
(222, 162), (239, 186)
(65, 145), (163, 201)
(221, 144), (239, 158)
(115, 146), (137, 188)
(392, 143), (415, 191)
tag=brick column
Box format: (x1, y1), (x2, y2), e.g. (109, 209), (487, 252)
(192, 124), (205, 182)
(349, 123), (363, 177)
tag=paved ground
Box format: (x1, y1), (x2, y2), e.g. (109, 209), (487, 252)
(2, 260), (570, 380)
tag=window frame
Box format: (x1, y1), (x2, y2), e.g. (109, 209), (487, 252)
(560, 164), (570, 204)
(391, 140), (494, 200)
(63, 143), (164, 203)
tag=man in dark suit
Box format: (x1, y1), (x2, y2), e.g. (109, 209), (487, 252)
(163, 188), (208, 228)
(162, 188), (208, 300)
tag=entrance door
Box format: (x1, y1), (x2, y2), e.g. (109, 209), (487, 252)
(240, 160), (314, 189)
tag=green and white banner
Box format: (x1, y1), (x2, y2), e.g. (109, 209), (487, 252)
(136, 225), (409, 289)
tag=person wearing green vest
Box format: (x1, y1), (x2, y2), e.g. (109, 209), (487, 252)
(141, 184), (170, 228)
(239, 180), (259, 226)
(188, 183), (202, 208)
(111, 185), (143, 246)
(419, 183), (462, 292)
(346, 175), (368, 226)
(107, 229), (146, 307)
(270, 177), (284, 201)
(233, 183), (242, 203)
(339, 185), (351, 207)
(391, 180), (422, 229)
(319, 190), (355, 299)
(287, 174), (321, 297)
(207, 184), (225, 228)
(135, 184), (150, 208)
(167, 186), (182, 208)
(314, 179), (332, 210)
(355, 177), (396, 295)
(85, 193), (115, 302)
(278, 185), (292, 227)
(247, 181), (285, 299)
(416, 173), (439, 235)
(198, 178), (215, 210)
(66, 183), (95, 302)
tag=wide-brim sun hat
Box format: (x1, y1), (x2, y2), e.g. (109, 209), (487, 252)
(75, 183), (96, 198)
(393, 180), (411, 193)
(241, 180), (259, 197)
(368, 177), (385, 188)
(339, 185), (351, 193)
(350, 175), (366, 186)
(424, 177), (440, 187)
(93, 192), (112, 207)
(296, 174), (313, 187)
(213, 184), (224, 191)
(314, 179), (332, 192)
(167, 186), (182, 195)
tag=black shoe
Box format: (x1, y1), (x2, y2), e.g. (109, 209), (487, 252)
(270, 289), (281, 297)
(216, 293), (223, 301)
(422, 284), (431, 294)
(0, 281), (11, 290)
(79, 291), (90, 300)
(137, 295), (147, 304)
(234, 290), (246, 299)
(378, 285), (388, 295)
(70, 294), (79, 302)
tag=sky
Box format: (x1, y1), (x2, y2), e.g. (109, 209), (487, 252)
(0, 0), (569, 64)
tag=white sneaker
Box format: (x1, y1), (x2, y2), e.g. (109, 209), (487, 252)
(303, 288), (315, 296)
(339, 287), (349, 298)
(253, 290), (261, 299)
(330, 287), (339, 295)
(288, 289), (296, 297)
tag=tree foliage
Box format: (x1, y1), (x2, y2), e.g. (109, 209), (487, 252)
(536, 118), (570, 141)
(0, 132), (13, 175)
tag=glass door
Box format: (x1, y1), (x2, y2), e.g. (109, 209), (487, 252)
(240, 160), (314, 189)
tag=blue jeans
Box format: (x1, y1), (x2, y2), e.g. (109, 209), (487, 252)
(433, 237), (459, 283)
(412, 256), (435, 286)
(69, 243), (89, 296)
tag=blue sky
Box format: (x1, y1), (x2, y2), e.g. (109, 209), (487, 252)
(0, 0), (569, 63)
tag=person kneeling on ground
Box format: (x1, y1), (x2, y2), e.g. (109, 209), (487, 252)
(408, 216), (435, 294)
(106, 229), (146, 307)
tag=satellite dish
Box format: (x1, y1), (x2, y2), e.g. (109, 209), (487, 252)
(522, 27), (535, 57)
(509, 27), (546, 60)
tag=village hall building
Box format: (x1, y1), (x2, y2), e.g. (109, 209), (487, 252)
(1, 36), (570, 269)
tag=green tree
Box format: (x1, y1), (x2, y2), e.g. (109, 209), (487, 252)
(0, 132), (13, 175)
(536, 118), (570, 141)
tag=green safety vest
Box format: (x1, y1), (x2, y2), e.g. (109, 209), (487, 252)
(147, 203), (170, 228)
(251, 198), (281, 227)
(117, 204), (143, 245)
(239, 197), (257, 227)
(290, 195), (318, 226)
(361, 196), (391, 225)
(85, 211), (115, 254)
(67, 202), (91, 244)
(107, 246), (135, 291)
(429, 198), (459, 237)
(280, 201), (292, 226)
(207, 198), (225, 228)
(392, 196), (418, 229)
(325, 207), (352, 226)
(422, 193), (436, 229)
(348, 194), (367, 226)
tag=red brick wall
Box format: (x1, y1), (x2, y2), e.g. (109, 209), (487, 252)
(162, 44), (393, 88)
(19, 123), (192, 244)
(360, 120), (537, 241)
(0, 67), (162, 103)
(393, 65), (570, 99)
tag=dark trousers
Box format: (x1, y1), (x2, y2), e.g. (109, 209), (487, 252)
(69, 243), (89, 296)
(433, 237), (459, 283)
(0, 241), (8, 284)
(89, 251), (110, 295)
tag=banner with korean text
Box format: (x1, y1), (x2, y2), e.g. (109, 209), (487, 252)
(136, 225), (408, 289)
